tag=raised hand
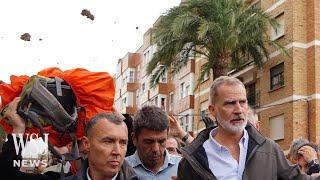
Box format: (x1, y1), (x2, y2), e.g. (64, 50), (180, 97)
(3, 97), (25, 134)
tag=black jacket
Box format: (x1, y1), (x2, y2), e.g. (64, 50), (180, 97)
(61, 159), (138, 180)
(178, 123), (319, 180)
(0, 134), (61, 180)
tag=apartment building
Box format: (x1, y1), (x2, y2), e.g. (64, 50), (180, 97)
(114, 52), (141, 115)
(114, 0), (320, 150)
(115, 27), (175, 116)
(168, 58), (196, 133)
(115, 25), (196, 133)
(228, 0), (320, 150)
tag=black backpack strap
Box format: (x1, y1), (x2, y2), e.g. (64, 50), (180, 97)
(54, 77), (63, 97)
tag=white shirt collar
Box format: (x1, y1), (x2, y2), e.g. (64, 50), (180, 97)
(208, 127), (249, 151)
(86, 168), (118, 180)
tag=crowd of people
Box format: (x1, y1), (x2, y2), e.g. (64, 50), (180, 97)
(1, 76), (320, 179)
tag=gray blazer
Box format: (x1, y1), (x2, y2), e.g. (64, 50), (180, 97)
(178, 123), (320, 180)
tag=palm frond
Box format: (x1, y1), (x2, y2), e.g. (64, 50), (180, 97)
(149, 65), (167, 88)
(148, 0), (287, 87)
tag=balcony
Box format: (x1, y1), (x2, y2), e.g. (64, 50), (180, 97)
(127, 82), (139, 92)
(121, 53), (142, 73)
(178, 59), (195, 80)
(121, 81), (139, 94)
(125, 106), (138, 115)
(149, 83), (175, 99)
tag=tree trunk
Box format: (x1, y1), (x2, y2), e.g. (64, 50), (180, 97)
(212, 56), (231, 80)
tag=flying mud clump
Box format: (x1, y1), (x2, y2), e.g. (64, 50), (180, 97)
(81, 9), (94, 21)
(20, 33), (31, 41)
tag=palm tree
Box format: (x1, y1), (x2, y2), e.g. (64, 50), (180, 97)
(147, 0), (286, 87)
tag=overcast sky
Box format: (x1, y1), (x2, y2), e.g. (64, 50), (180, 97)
(0, 0), (181, 83)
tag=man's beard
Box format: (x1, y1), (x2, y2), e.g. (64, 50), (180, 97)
(216, 111), (247, 134)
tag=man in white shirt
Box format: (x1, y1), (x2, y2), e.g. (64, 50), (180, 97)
(178, 76), (318, 180)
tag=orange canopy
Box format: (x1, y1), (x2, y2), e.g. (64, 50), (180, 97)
(0, 67), (115, 146)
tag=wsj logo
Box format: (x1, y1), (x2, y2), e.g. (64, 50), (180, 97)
(12, 133), (49, 168)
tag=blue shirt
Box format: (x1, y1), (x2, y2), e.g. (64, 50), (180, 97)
(203, 128), (249, 180)
(126, 150), (182, 180)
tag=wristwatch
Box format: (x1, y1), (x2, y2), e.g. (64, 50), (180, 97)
(182, 133), (190, 142)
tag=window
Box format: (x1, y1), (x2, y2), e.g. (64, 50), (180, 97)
(201, 65), (209, 83)
(169, 93), (174, 111)
(136, 90), (139, 106)
(180, 83), (189, 99)
(122, 76), (127, 85)
(179, 115), (192, 132)
(179, 117), (184, 127)
(179, 116), (187, 132)
(142, 83), (146, 93)
(161, 98), (166, 111)
(185, 85), (190, 96)
(144, 50), (150, 64)
(129, 71), (134, 83)
(269, 115), (284, 140)
(185, 115), (189, 131)
(189, 46), (195, 59)
(246, 83), (256, 106)
(160, 74), (167, 83)
(180, 83), (185, 99)
(270, 13), (285, 40)
(270, 62), (284, 90)
(122, 97), (127, 107)
(158, 68), (167, 83)
(153, 96), (158, 106)
(200, 101), (209, 119)
(181, 43), (195, 59)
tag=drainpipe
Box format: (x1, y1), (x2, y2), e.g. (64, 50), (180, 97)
(307, 98), (310, 141)
(302, 97), (311, 141)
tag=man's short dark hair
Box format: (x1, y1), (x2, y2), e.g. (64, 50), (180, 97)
(133, 105), (169, 136)
(85, 112), (124, 136)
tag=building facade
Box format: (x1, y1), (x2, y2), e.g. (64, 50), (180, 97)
(229, 0), (320, 150)
(114, 0), (320, 150)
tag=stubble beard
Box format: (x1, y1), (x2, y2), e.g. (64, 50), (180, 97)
(216, 111), (247, 134)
